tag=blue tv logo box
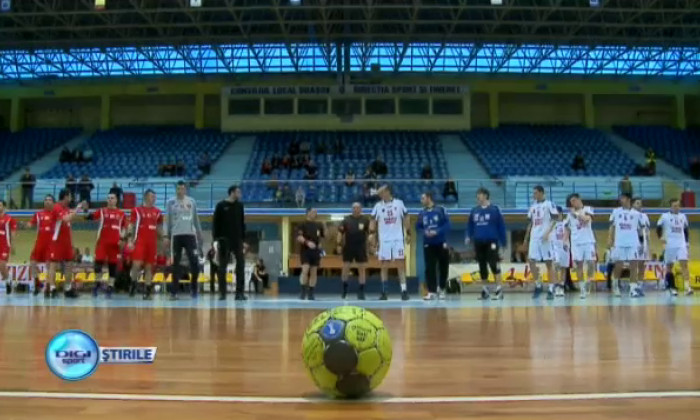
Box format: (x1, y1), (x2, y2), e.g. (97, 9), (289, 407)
(46, 330), (157, 381)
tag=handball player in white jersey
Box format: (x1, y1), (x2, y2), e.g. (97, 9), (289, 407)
(370, 185), (410, 301)
(565, 193), (597, 299)
(657, 198), (694, 296)
(550, 207), (569, 299)
(524, 185), (558, 299)
(632, 197), (650, 290)
(607, 193), (645, 297)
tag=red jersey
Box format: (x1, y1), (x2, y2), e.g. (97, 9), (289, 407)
(29, 209), (55, 243)
(130, 206), (163, 243)
(51, 202), (73, 243)
(93, 207), (126, 245)
(0, 214), (17, 248)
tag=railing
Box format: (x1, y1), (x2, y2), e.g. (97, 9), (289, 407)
(0, 176), (694, 210)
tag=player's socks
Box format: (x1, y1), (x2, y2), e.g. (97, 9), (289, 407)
(546, 284), (555, 300)
(532, 282), (543, 299)
(33, 278), (41, 296)
(92, 282), (100, 297)
(612, 278), (621, 297)
(341, 282), (348, 299)
(129, 281), (137, 297)
(307, 287), (315, 301)
(579, 281), (588, 299)
(143, 284), (153, 300)
(357, 285), (365, 301)
(5, 280), (11, 295)
(105, 285), (113, 299)
(379, 282), (388, 300)
(400, 282), (407, 292)
(299, 285), (307, 300)
(401, 290), (409, 301)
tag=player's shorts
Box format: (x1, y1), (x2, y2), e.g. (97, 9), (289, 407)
(378, 239), (405, 261)
(95, 240), (121, 264)
(571, 243), (597, 262)
(343, 243), (368, 264)
(30, 240), (51, 263)
(528, 239), (552, 262)
(611, 246), (639, 262)
(300, 248), (322, 267)
(0, 245), (10, 262)
(553, 246), (570, 268)
(664, 246), (688, 264)
(49, 240), (75, 263)
(132, 239), (157, 266)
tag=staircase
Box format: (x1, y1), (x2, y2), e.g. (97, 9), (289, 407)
(439, 134), (505, 207)
(190, 135), (256, 207)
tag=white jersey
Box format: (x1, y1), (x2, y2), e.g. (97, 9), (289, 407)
(657, 212), (688, 248)
(565, 206), (596, 245)
(638, 211), (650, 247)
(371, 198), (408, 242)
(551, 221), (568, 250)
(528, 200), (558, 242)
(609, 207), (643, 248)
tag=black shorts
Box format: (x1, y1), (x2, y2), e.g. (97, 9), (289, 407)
(343, 244), (368, 264)
(300, 248), (322, 267)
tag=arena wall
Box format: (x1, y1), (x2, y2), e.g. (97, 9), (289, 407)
(0, 99), (10, 130)
(23, 97), (100, 130)
(469, 92), (490, 128)
(111, 94), (195, 127)
(687, 95), (700, 127)
(499, 93), (584, 125)
(593, 94), (675, 128)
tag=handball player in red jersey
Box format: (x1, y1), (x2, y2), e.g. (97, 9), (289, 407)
(127, 189), (164, 300)
(0, 200), (18, 295)
(24, 194), (55, 295)
(47, 188), (86, 299)
(85, 192), (126, 298)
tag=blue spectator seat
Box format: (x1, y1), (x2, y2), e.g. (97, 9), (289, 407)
(0, 128), (80, 180)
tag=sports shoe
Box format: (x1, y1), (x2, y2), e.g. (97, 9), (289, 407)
(533, 284), (543, 299)
(307, 290), (315, 301)
(105, 286), (113, 299)
(613, 287), (622, 297)
(401, 291), (409, 301)
(92, 283), (100, 297)
(546, 285), (555, 300)
(357, 290), (365, 300)
(579, 290), (587, 300)
(168, 294), (178, 301)
(555, 286), (565, 298)
(341, 290), (347, 300)
(33, 280), (41, 296)
(379, 292), (388, 301)
(669, 288), (678, 297)
(478, 288), (490, 300)
(685, 288), (694, 296)
(423, 293), (437, 301)
(65, 288), (79, 299)
(437, 290), (446, 300)
(234, 293), (247, 301)
(491, 286), (504, 300)
(5, 282), (11, 295)
(50, 288), (58, 299)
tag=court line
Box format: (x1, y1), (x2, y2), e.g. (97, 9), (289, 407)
(0, 390), (698, 404)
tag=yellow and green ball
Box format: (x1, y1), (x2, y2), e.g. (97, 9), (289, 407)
(302, 306), (392, 398)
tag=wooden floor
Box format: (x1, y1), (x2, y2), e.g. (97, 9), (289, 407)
(0, 295), (699, 419)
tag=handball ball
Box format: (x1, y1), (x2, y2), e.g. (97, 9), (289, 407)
(302, 306), (392, 398)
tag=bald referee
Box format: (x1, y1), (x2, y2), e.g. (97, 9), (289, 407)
(166, 181), (203, 300)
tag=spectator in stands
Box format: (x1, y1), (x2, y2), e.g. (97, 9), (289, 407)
(251, 258), (269, 292)
(572, 152), (586, 172)
(371, 155), (388, 177)
(176, 160), (186, 177)
(288, 139), (300, 156)
(274, 186), (284, 204)
(78, 174), (94, 207)
(261, 159), (273, 175)
(295, 186), (306, 208)
(690, 157), (700, 179)
(619, 175), (633, 197)
(645, 148), (656, 175)
(109, 182), (123, 206)
(281, 184), (294, 205)
(81, 247), (94, 264)
(20, 167), (36, 209)
(281, 154), (291, 169)
(60, 147), (72, 163)
(300, 139), (311, 154)
(83, 147), (94, 162)
(362, 166), (377, 183)
(315, 142), (327, 155)
(421, 164), (433, 180)
(198, 153), (211, 175)
(291, 155), (303, 170)
(345, 170), (356, 187)
(304, 159), (318, 180)
(443, 179), (458, 202)
(65, 175), (78, 201)
(271, 154), (281, 169)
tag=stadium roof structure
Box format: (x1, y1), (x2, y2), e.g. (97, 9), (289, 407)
(0, 0), (699, 80)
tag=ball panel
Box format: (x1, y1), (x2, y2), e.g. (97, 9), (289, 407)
(330, 306), (365, 322)
(323, 340), (358, 376)
(362, 309), (385, 330)
(310, 365), (340, 397)
(301, 332), (325, 369)
(306, 310), (332, 335)
(377, 329), (393, 362)
(320, 319), (345, 342)
(344, 319), (377, 351)
(356, 347), (382, 377)
(369, 359), (391, 390)
(336, 373), (371, 399)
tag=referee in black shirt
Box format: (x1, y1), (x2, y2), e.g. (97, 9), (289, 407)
(337, 202), (369, 300)
(212, 185), (247, 301)
(297, 207), (324, 300)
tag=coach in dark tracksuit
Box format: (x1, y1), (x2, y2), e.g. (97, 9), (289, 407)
(212, 185), (247, 301)
(466, 187), (506, 300)
(416, 192), (451, 300)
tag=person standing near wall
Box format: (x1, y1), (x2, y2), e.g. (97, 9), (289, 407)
(212, 185), (247, 301)
(166, 181), (203, 300)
